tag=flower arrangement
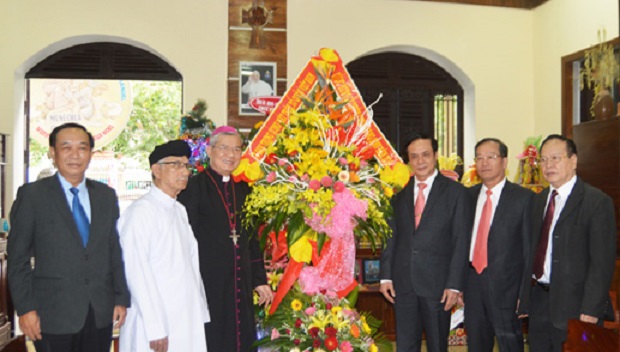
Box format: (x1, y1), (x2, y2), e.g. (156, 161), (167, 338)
(513, 136), (546, 193)
(255, 286), (391, 352)
(580, 29), (620, 117)
(233, 49), (405, 350)
(178, 99), (217, 173)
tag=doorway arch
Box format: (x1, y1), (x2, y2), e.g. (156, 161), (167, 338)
(11, 35), (181, 192)
(349, 45), (476, 165)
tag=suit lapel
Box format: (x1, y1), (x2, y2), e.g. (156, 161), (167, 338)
(490, 181), (513, 232)
(49, 175), (84, 246)
(556, 178), (584, 227)
(420, 172), (447, 226)
(531, 187), (549, 246)
(86, 180), (98, 250)
(399, 178), (415, 230)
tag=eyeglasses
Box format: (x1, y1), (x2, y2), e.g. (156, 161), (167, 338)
(212, 145), (243, 155)
(157, 162), (193, 171)
(474, 154), (502, 162)
(537, 155), (571, 165)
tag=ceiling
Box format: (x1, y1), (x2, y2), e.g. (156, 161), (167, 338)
(413, 0), (549, 9)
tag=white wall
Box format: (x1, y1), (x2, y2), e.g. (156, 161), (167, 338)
(0, 0), (618, 202)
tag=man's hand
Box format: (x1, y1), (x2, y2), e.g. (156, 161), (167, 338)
(255, 285), (273, 306)
(113, 305), (127, 329)
(441, 289), (459, 311)
(19, 310), (42, 341)
(580, 314), (598, 324)
(456, 292), (464, 307)
(379, 282), (395, 304)
(149, 337), (169, 352)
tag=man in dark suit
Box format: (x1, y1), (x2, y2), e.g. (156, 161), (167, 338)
(8, 122), (130, 352)
(380, 133), (471, 352)
(520, 134), (616, 352)
(461, 138), (532, 352)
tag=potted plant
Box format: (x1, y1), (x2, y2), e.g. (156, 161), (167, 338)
(580, 29), (620, 120)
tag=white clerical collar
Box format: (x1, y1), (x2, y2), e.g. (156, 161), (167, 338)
(222, 175), (230, 182)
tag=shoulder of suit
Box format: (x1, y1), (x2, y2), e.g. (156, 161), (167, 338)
(580, 179), (612, 202)
(86, 178), (117, 196)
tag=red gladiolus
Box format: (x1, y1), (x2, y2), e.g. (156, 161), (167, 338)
(313, 339), (322, 348)
(324, 336), (339, 351)
(325, 326), (337, 337)
(309, 327), (320, 338)
(294, 339), (301, 345)
(325, 303), (333, 310)
(295, 318), (302, 328)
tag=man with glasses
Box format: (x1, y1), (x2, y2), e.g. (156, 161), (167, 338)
(8, 122), (129, 352)
(178, 126), (271, 352)
(460, 138), (533, 352)
(118, 140), (210, 352)
(520, 134), (616, 351)
(379, 133), (471, 352)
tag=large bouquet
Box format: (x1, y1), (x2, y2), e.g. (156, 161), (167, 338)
(234, 49), (408, 351)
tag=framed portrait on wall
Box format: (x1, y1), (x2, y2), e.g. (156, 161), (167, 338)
(239, 61), (277, 116)
(362, 259), (380, 284)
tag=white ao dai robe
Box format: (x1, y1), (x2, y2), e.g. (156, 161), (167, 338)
(118, 186), (210, 352)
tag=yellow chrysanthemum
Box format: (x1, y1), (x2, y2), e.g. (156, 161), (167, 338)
(291, 299), (303, 311)
(369, 344), (378, 352)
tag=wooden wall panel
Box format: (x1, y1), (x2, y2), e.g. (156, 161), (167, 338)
(229, 0), (287, 28)
(228, 0), (287, 128)
(228, 31), (287, 77)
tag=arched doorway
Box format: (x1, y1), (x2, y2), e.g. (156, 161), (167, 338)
(24, 42), (183, 210)
(347, 52), (464, 162)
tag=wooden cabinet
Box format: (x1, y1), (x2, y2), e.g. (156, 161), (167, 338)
(354, 248), (396, 340)
(572, 118), (620, 255)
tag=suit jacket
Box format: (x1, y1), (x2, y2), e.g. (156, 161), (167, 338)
(380, 172), (472, 298)
(8, 174), (130, 334)
(519, 177), (616, 328)
(466, 181), (533, 311)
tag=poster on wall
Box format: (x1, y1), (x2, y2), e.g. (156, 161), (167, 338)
(29, 79), (133, 149)
(239, 61), (277, 116)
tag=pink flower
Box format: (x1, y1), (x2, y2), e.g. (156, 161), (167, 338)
(270, 328), (280, 340)
(305, 306), (316, 315)
(288, 176), (298, 182)
(321, 176), (333, 187)
(367, 177), (375, 184)
(301, 174), (309, 182)
(360, 160), (368, 167)
(278, 158), (287, 166)
(266, 171), (277, 183)
(333, 181), (345, 193)
(340, 341), (353, 352)
(338, 157), (348, 165)
(308, 179), (321, 191)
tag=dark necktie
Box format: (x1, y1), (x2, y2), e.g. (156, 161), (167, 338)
(70, 187), (90, 247)
(533, 189), (557, 280)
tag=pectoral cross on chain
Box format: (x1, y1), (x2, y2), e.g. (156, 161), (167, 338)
(230, 229), (240, 245)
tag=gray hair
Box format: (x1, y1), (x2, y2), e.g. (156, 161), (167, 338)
(210, 131), (240, 146)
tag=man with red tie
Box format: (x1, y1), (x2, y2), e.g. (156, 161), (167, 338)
(520, 134), (616, 351)
(379, 133), (471, 352)
(461, 138), (533, 352)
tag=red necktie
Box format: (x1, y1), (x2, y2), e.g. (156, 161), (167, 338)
(414, 183), (427, 228)
(533, 190), (558, 280)
(472, 189), (493, 274)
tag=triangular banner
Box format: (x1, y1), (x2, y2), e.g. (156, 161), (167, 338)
(240, 48), (401, 167)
